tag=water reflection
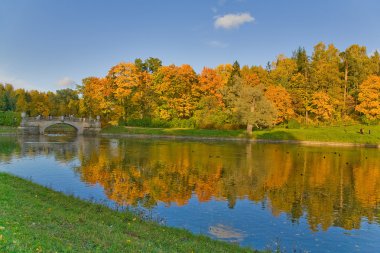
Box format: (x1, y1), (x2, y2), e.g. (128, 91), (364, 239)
(1, 136), (379, 235)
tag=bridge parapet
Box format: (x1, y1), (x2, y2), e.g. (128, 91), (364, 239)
(23, 116), (98, 123)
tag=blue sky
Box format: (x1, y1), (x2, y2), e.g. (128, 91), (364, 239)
(1, 0), (379, 91)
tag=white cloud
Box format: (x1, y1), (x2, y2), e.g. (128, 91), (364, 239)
(57, 77), (76, 88)
(214, 12), (254, 29)
(207, 40), (228, 48)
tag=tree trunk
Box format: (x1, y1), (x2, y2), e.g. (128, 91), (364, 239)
(246, 124), (253, 134)
(343, 60), (348, 118)
(247, 104), (255, 135)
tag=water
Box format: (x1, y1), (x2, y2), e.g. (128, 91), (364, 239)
(0, 135), (379, 252)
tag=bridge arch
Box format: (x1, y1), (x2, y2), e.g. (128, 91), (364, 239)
(39, 121), (84, 135)
(43, 122), (80, 135)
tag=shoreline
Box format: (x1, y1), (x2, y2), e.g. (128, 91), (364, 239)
(1, 130), (379, 148)
(99, 132), (380, 148)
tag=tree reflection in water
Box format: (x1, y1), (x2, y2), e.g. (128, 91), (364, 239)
(1, 136), (379, 232)
(78, 139), (380, 232)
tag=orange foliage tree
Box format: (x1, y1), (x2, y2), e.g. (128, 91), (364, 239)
(265, 85), (295, 124)
(80, 77), (118, 123)
(310, 92), (334, 121)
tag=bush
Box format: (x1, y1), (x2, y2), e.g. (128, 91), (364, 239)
(123, 118), (170, 128)
(359, 115), (379, 126)
(193, 108), (239, 130)
(0, 111), (21, 126)
(169, 118), (197, 128)
(287, 119), (301, 129)
(123, 117), (197, 129)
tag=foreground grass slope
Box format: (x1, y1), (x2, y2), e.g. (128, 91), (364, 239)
(0, 173), (254, 253)
(102, 125), (380, 144)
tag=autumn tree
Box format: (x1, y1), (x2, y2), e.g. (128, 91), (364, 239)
(224, 76), (276, 133)
(196, 67), (224, 104)
(153, 64), (199, 120)
(355, 75), (380, 121)
(310, 92), (334, 121)
(79, 77), (117, 123)
(106, 62), (142, 122)
(309, 43), (342, 121)
(265, 85), (295, 124)
(270, 54), (297, 88)
(15, 88), (30, 113)
(310, 43), (342, 94)
(340, 45), (372, 116)
(54, 88), (79, 116)
(214, 64), (233, 87)
(193, 67), (227, 128)
(28, 90), (50, 116)
(370, 51), (380, 75)
(241, 65), (261, 87)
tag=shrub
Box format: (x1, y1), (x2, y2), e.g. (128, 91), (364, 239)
(169, 118), (197, 128)
(0, 111), (21, 126)
(123, 118), (170, 128)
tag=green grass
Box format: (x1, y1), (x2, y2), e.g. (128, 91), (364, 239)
(101, 125), (380, 144)
(0, 126), (18, 133)
(0, 173), (255, 253)
(102, 126), (247, 138)
(252, 124), (380, 144)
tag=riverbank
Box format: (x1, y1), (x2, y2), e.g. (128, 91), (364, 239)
(0, 173), (254, 252)
(2, 124), (379, 147)
(101, 125), (380, 146)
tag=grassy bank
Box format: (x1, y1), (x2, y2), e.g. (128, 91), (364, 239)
(3, 123), (380, 144)
(102, 126), (247, 138)
(252, 124), (380, 144)
(0, 173), (254, 253)
(101, 125), (380, 144)
(0, 126), (18, 134)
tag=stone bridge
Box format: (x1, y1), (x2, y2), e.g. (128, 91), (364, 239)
(19, 114), (101, 135)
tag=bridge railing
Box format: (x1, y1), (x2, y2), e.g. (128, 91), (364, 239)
(24, 116), (98, 123)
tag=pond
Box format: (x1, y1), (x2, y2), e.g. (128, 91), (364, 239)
(0, 135), (379, 252)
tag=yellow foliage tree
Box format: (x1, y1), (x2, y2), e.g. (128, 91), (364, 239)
(107, 62), (142, 121)
(355, 75), (380, 121)
(153, 64), (198, 119)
